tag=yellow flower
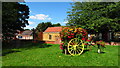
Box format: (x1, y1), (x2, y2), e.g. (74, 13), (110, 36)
(74, 28), (77, 32)
(79, 28), (82, 30)
(69, 29), (73, 31)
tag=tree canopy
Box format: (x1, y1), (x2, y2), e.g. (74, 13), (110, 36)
(36, 22), (52, 33)
(52, 23), (61, 27)
(2, 2), (29, 40)
(67, 2), (120, 33)
(35, 22), (61, 33)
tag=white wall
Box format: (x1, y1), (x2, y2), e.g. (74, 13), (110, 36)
(16, 35), (33, 40)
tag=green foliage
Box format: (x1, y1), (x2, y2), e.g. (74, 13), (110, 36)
(35, 22), (61, 33)
(2, 2), (29, 41)
(67, 2), (120, 33)
(35, 22), (53, 33)
(52, 23), (61, 27)
(24, 29), (30, 30)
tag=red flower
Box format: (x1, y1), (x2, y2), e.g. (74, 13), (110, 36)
(82, 38), (85, 41)
(71, 33), (74, 35)
(68, 32), (70, 34)
(86, 39), (91, 42)
(60, 35), (63, 37)
(65, 27), (69, 29)
(61, 38), (63, 41)
(84, 43), (88, 45)
(83, 34), (86, 36)
(68, 36), (71, 38)
(100, 40), (102, 41)
(71, 36), (74, 38)
(60, 43), (64, 49)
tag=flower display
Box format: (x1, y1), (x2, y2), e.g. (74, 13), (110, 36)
(60, 26), (88, 41)
(96, 40), (105, 47)
(81, 37), (86, 41)
(60, 26), (88, 49)
(60, 43), (64, 49)
(59, 26), (106, 54)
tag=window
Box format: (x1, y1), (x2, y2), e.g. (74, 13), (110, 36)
(49, 35), (52, 39)
(18, 36), (22, 38)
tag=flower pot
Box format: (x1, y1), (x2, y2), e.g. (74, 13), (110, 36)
(97, 49), (101, 53)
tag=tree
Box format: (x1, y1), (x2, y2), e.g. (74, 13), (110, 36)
(67, 2), (120, 33)
(36, 22), (52, 33)
(2, 2), (29, 41)
(36, 22), (61, 33)
(25, 29), (30, 30)
(52, 23), (61, 27)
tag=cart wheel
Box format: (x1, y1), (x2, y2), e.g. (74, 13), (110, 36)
(68, 38), (84, 56)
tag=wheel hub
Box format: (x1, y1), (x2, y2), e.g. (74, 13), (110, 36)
(68, 38), (84, 56)
(73, 45), (77, 50)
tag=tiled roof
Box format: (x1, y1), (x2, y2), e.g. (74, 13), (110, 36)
(19, 30), (33, 35)
(44, 27), (62, 32)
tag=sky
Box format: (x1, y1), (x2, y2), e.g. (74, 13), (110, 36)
(24, 2), (73, 29)
(24, 0), (82, 2)
(25, 0), (75, 2)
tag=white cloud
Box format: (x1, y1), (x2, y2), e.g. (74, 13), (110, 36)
(30, 14), (52, 20)
(63, 21), (68, 24)
(48, 18), (52, 20)
(30, 10), (32, 12)
(24, 26), (35, 29)
(28, 21), (34, 25)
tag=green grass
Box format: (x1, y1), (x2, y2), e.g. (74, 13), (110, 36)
(2, 43), (119, 66)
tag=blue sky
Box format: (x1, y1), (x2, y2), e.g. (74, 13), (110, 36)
(24, 2), (73, 29)
(24, 0), (82, 2)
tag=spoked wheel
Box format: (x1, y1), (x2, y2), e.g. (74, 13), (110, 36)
(68, 38), (84, 56)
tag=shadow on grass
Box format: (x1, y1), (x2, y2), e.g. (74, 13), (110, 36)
(2, 43), (53, 56)
(2, 40), (53, 56)
(97, 52), (106, 54)
(81, 50), (90, 55)
(3, 40), (53, 49)
(82, 50), (105, 55)
(39, 44), (52, 48)
(82, 50), (90, 54)
(2, 43), (52, 56)
(2, 50), (21, 56)
(100, 52), (105, 53)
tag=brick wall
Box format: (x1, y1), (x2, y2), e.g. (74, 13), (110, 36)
(45, 41), (55, 44)
(37, 32), (43, 41)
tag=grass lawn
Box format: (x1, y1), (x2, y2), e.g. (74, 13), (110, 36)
(2, 43), (119, 66)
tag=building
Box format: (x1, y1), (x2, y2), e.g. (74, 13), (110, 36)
(37, 32), (43, 41)
(43, 27), (62, 44)
(16, 30), (33, 40)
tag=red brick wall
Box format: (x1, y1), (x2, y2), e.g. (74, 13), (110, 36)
(45, 41), (55, 44)
(105, 42), (120, 45)
(37, 32), (43, 41)
(45, 41), (61, 44)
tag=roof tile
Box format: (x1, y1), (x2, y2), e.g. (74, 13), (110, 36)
(44, 27), (62, 32)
